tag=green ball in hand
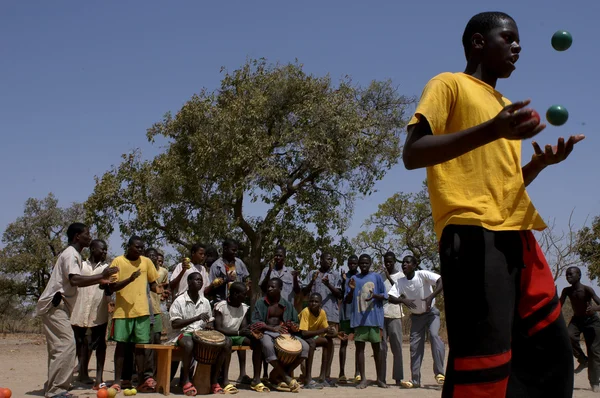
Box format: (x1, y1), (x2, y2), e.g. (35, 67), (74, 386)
(546, 105), (569, 126)
(551, 30), (572, 51)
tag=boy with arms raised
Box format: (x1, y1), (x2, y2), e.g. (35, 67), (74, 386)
(403, 11), (582, 397)
(345, 254), (387, 389)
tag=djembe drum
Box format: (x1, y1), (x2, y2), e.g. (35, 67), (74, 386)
(192, 330), (226, 365)
(274, 334), (302, 365)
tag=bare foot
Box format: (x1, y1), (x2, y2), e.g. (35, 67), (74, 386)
(356, 380), (369, 389)
(377, 380), (388, 388)
(76, 375), (94, 385)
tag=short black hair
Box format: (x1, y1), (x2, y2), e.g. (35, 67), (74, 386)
(191, 243), (206, 255)
(128, 235), (143, 246)
(157, 252), (164, 258)
(274, 245), (287, 255)
(187, 271), (202, 282)
(347, 255), (358, 261)
(320, 251), (332, 260)
(567, 266), (582, 277)
(223, 238), (238, 249)
(359, 254), (372, 262)
(269, 277), (283, 290)
(145, 247), (158, 256)
(383, 251), (396, 259)
(67, 223), (88, 243)
(90, 239), (106, 249)
(403, 255), (417, 265)
(205, 245), (218, 257)
(309, 292), (323, 301)
(229, 282), (247, 295)
(462, 11), (515, 59)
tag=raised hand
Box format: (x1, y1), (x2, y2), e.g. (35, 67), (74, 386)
(492, 100), (546, 141)
(322, 275), (330, 286)
(198, 313), (210, 323)
(348, 277), (356, 290)
(129, 269), (141, 282)
(101, 267), (119, 284)
(312, 271), (320, 282)
(531, 135), (585, 167)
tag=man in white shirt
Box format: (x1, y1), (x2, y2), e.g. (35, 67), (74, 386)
(36, 223), (118, 398)
(379, 252), (406, 386)
(168, 272), (225, 395)
(388, 255), (445, 389)
(169, 244), (214, 299)
(70, 239), (111, 388)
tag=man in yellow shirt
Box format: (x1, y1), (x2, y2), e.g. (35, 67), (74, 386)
(298, 293), (337, 389)
(403, 11), (584, 398)
(106, 236), (163, 394)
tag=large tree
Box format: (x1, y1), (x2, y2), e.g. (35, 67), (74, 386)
(86, 58), (414, 296)
(352, 182), (438, 270)
(0, 194), (86, 307)
(577, 215), (600, 282)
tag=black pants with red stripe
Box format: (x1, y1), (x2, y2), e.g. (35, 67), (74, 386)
(440, 225), (573, 398)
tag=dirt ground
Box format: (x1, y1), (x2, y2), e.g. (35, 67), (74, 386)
(0, 333), (595, 397)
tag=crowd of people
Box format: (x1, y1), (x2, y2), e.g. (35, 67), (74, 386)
(37, 224), (448, 397)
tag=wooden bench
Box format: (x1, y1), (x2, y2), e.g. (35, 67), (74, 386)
(137, 344), (251, 396)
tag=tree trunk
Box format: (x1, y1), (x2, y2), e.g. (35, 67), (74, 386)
(248, 234), (263, 311)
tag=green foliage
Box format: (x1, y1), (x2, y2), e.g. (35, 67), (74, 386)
(353, 182), (438, 270)
(85, 58), (414, 297)
(577, 215), (600, 282)
(0, 194), (86, 304)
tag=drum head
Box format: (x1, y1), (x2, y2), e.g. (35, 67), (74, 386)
(276, 334), (302, 352)
(193, 330), (226, 343)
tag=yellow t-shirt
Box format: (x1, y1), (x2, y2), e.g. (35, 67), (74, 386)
(299, 308), (329, 336)
(408, 72), (546, 240)
(110, 255), (158, 319)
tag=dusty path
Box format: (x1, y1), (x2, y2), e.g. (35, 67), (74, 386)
(0, 334), (593, 397)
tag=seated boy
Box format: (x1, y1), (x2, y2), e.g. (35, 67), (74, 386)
(298, 293), (337, 389)
(214, 282), (256, 393)
(251, 277), (309, 392)
(168, 272), (225, 396)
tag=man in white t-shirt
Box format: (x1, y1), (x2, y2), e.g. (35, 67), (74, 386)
(388, 255), (445, 389)
(380, 252), (406, 386)
(214, 282), (254, 393)
(169, 244), (215, 298)
(36, 223), (118, 398)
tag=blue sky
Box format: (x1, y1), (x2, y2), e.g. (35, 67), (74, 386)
(1, 1), (597, 289)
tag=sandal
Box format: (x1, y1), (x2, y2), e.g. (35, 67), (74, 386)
(275, 382), (291, 392)
(400, 381), (419, 389)
(212, 383), (225, 394)
(137, 378), (157, 393)
(288, 379), (301, 393)
(236, 375), (252, 385)
(223, 384), (239, 394)
(183, 382), (198, 396)
(338, 376), (348, 384)
(109, 384), (122, 393)
(250, 382), (270, 392)
(435, 374), (445, 384)
(51, 393), (77, 398)
(93, 383), (107, 391)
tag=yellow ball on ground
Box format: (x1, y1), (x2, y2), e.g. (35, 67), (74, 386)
(130, 388), (137, 395)
(107, 387), (117, 398)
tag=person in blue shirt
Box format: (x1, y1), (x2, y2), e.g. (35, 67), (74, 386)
(345, 254), (387, 389)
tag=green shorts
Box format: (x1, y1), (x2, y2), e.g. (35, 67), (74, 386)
(340, 320), (354, 334)
(230, 335), (246, 346)
(176, 333), (193, 345)
(110, 316), (151, 343)
(151, 314), (163, 334)
(354, 326), (381, 343)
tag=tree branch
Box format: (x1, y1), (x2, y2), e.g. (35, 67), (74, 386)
(234, 194), (257, 243)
